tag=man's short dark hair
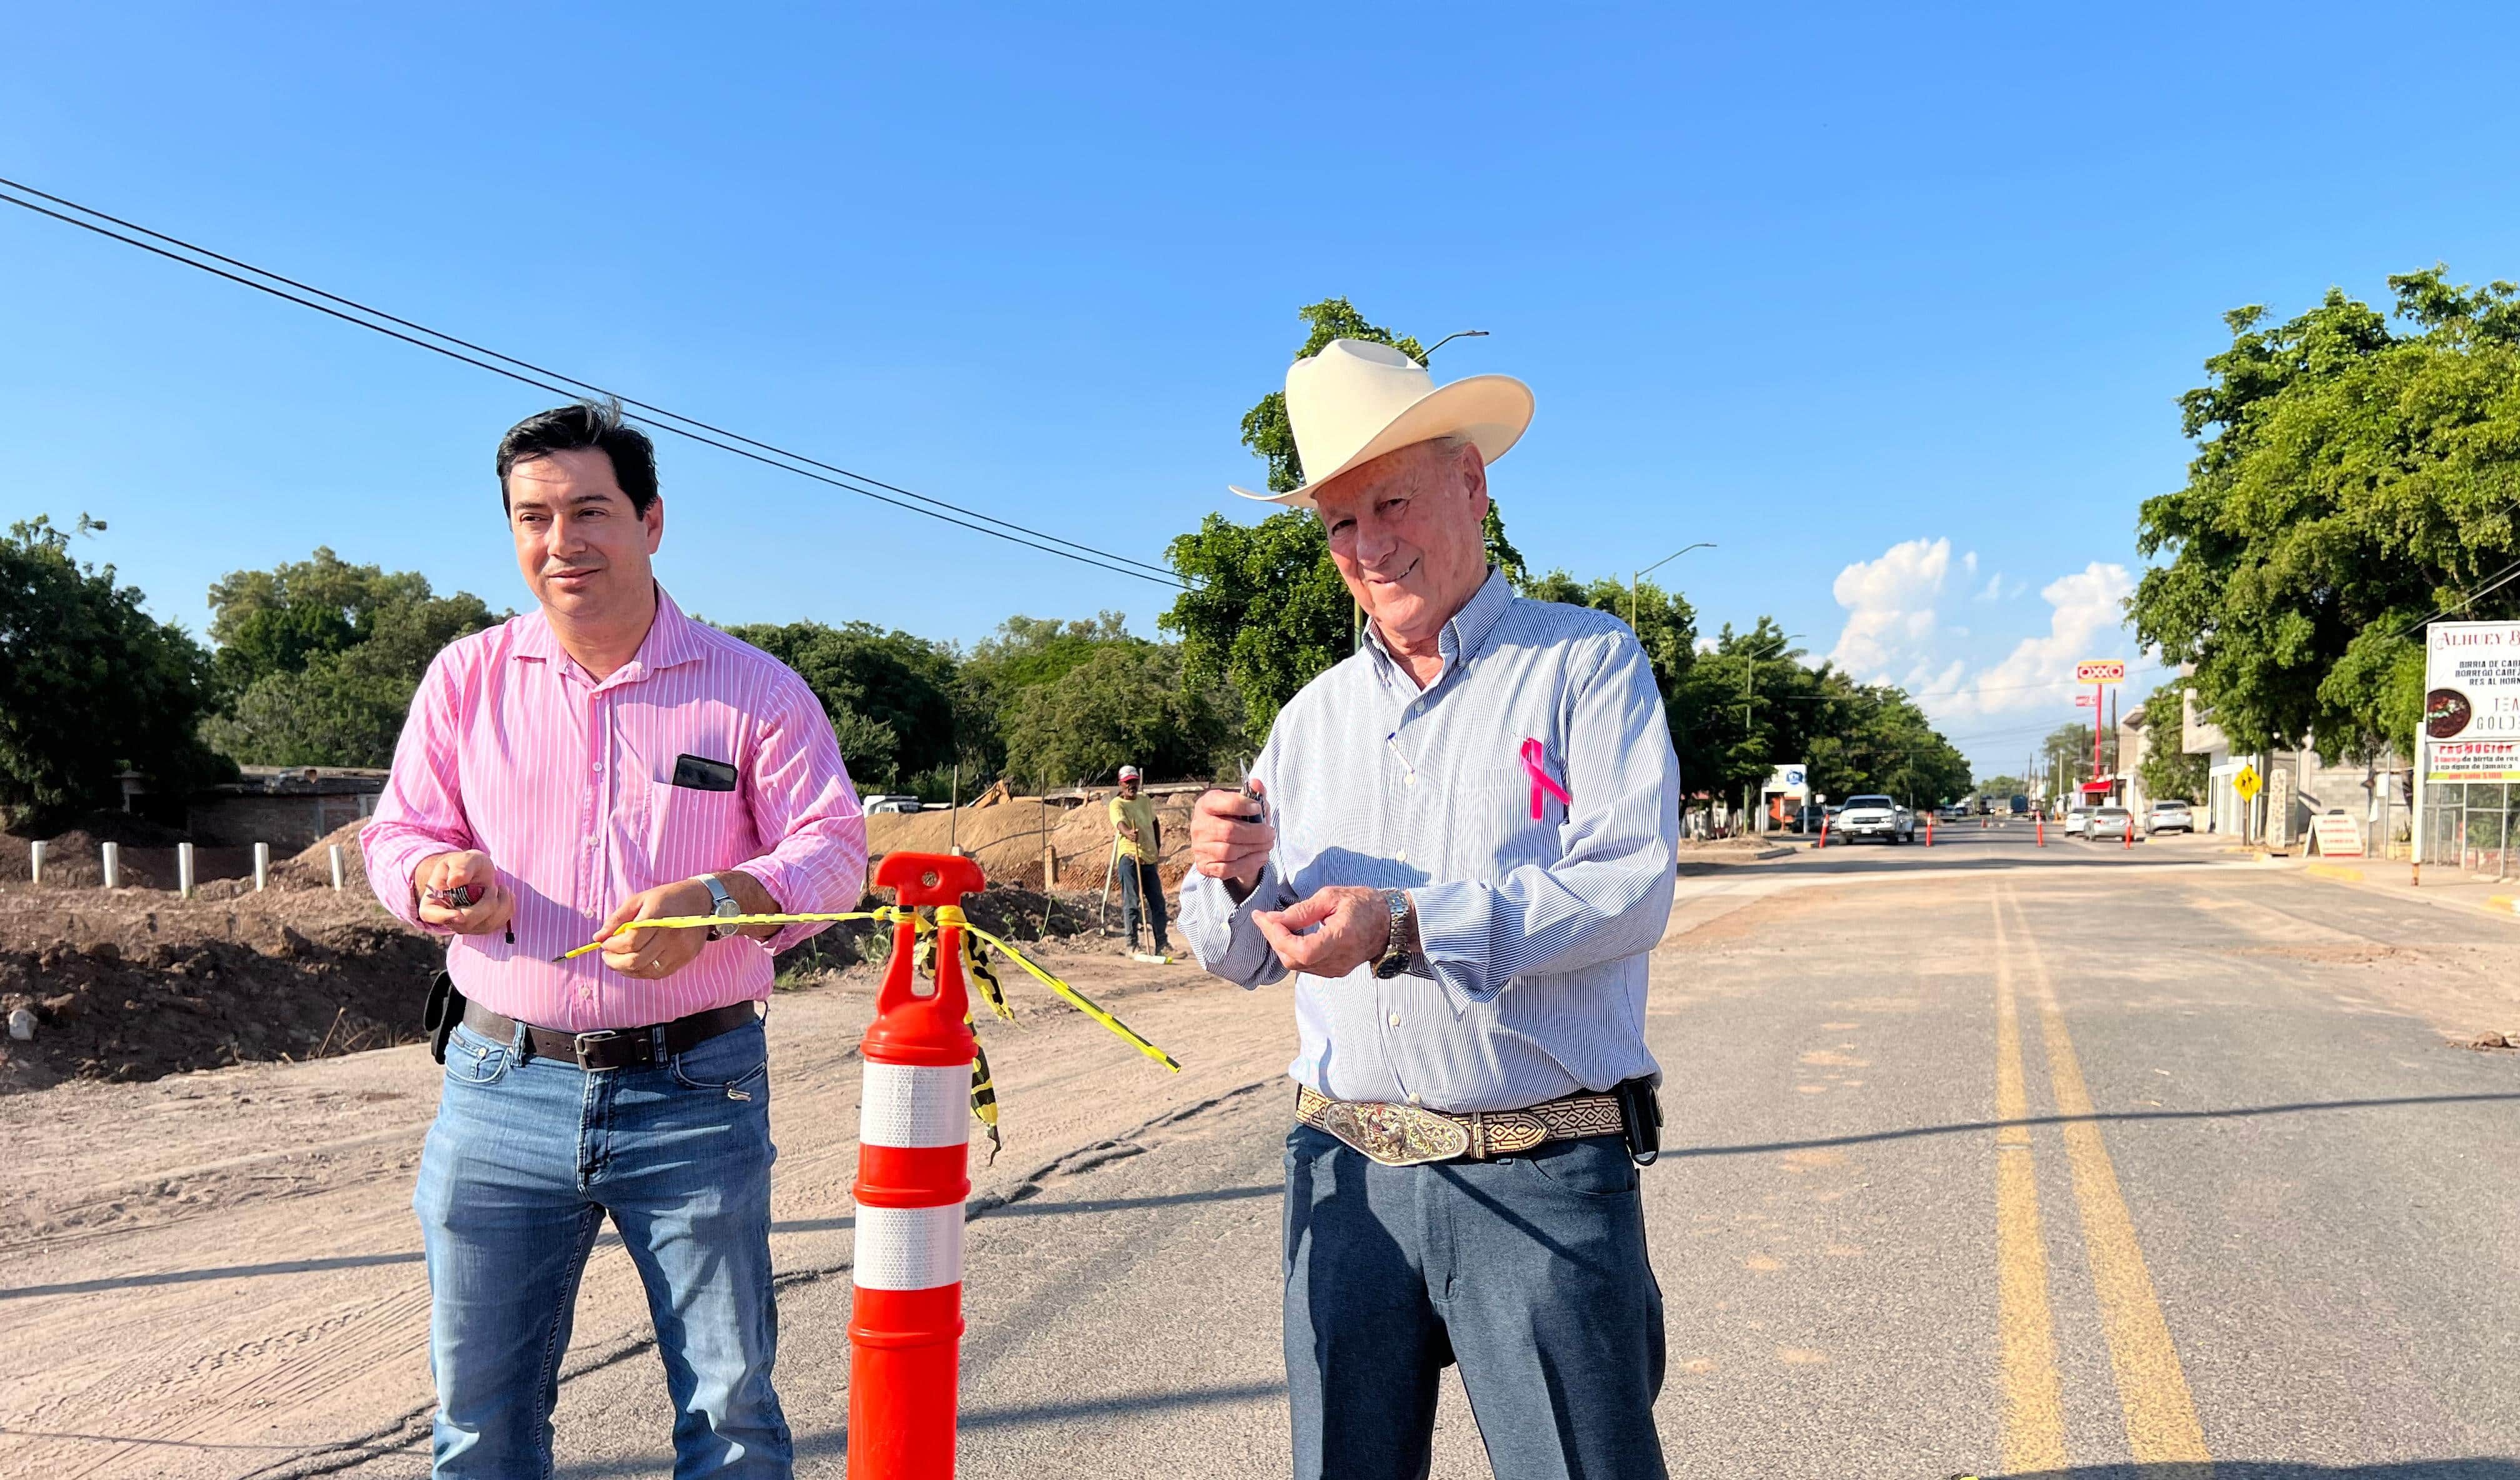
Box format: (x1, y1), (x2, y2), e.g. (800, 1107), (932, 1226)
(496, 400), (660, 514)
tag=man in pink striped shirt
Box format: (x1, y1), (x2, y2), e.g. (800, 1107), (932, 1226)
(365, 401), (864, 1479)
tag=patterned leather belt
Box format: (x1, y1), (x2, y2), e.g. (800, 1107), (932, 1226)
(1295, 1083), (1628, 1168)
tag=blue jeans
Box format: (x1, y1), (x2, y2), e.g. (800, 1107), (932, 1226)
(1119, 859), (1169, 949)
(414, 1016), (790, 1479)
(1283, 1122), (1668, 1480)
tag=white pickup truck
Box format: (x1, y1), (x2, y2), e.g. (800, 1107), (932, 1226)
(1834, 794), (1915, 844)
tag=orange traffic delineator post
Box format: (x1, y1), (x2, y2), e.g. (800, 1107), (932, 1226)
(851, 851), (989, 1480)
(1925, 814), (1934, 847)
(2124, 816), (2134, 849)
(2036, 815), (2045, 847)
(1813, 815), (1831, 849)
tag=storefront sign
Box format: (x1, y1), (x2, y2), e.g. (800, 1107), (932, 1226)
(2310, 814), (2365, 858)
(2423, 619), (2520, 741)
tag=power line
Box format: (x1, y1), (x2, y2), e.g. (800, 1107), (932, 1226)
(0, 175), (1186, 589)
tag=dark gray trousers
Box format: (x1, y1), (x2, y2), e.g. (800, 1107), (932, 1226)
(1282, 1122), (1668, 1480)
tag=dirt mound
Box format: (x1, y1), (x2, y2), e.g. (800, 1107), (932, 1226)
(0, 917), (440, 1091)
(4, 829), (165, 889)
(865, 793), (1200, 892)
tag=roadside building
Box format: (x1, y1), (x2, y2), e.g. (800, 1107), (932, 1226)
(2181, 687), (2406, 852)
(186, 768), (388, 852)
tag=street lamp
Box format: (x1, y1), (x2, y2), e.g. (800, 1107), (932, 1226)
(1416, 329), (1489, 363)
(1630, 542), (1715, 629)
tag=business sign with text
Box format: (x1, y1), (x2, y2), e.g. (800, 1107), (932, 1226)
(2075, 659), (2126, 685)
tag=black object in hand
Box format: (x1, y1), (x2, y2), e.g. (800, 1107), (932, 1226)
(425, 882), (483, 909)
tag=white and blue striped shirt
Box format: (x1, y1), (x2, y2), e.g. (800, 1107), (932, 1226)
(1178, 569), (1679, 1113)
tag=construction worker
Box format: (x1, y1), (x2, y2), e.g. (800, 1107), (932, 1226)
(1109, 765), (1171, 956)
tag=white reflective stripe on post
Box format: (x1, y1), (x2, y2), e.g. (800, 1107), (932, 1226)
(101, 842), (118, 889)
(859, 1061), (973, 1148)
(851, 1202), (964, 1290)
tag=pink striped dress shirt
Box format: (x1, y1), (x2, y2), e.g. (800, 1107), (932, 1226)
(362, 588), (868, 1031)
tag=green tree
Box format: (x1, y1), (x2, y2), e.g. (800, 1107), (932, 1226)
(1164, 511), (1353, 749)
(0, 516), (229, 828)
(721, 621), (958, 790)
(997, 642), (1239, 789)
(1974, 774), (2026, 800)
(2130, 267), (2520, 759)
(2042, 723), (2098, 795)
(201, 551), (501, 768)
(951, 612), (1134, 777)
(2134, 682), (2209, 803)
(1174, 298), (1532, 746)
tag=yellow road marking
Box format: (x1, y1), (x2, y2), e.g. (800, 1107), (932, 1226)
(1991, 893), (2068, 1472)
(2006, 889), (2214, 1473)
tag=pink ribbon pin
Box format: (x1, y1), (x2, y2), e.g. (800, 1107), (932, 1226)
(1521, 738), (1572, 820)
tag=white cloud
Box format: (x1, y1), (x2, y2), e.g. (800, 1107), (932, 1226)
(1973, 572), (2023, 602)
(1929, 562), (2136, 718)
(1828, 537), (1955, 679)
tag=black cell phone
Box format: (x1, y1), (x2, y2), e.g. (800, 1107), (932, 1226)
(1616, 1076), (1662, 1166)
(672, 754), (739, 792)
(424, 971), (468, 1065)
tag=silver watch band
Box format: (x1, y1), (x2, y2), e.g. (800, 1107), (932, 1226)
(702, 874), (739, 939)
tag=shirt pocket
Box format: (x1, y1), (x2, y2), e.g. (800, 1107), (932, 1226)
(648, 776), (751, 878)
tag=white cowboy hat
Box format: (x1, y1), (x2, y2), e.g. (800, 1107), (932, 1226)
(1228, 339), (1533, 509)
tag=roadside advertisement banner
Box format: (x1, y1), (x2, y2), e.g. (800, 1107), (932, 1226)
(2422, 619), (2520, 741)
(2425, 739), (2520, 781)
(2310, 814), (2365, 858)
(2422, 620), (2520, 781)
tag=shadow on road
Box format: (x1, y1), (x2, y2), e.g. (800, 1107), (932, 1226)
(2000, 1465), (2520, 1478)
(0, 1183), (1282, 1301)
(540, 1380), (1290, 1478)
(1664, 1092), (2520, 1161)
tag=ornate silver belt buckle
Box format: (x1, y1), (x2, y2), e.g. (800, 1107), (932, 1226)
(1318, 1098), (1470, 1166)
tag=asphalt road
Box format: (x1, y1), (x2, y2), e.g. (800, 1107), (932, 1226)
(200, 828), (2520, 1476)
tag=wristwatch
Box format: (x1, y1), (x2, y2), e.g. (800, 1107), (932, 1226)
(701, 875), (742, 939)
(1371, 889), (1413, 979)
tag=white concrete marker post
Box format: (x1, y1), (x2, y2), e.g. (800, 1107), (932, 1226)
(28, 839), (42, 884)
(178, 842), (196, 899)
(101, 841), (119, 889)
(329, 844), (345, 891)
(254, 842), (270, 892)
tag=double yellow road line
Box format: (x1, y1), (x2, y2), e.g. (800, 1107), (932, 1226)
(1991, 884), (2212, 1476)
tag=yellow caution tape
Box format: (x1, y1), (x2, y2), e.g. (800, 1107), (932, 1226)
(556, 902), (1180, 1075)
(935, 905), (1182, 1074)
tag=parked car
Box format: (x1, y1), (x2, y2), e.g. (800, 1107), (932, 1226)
(1938, 803), (1969, 821)
(2091, 804), (2133, 839)
(1835, 794), (1915, 844)
(2146, 799), (2194, 834)
(863, 794), (926, 814)
(2062, 806), (2092, 838)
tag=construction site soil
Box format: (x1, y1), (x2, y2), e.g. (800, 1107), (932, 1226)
(0, 806), (1172, 1096)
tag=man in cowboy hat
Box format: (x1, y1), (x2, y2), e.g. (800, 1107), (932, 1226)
(1109, 764), (1170, 955)
(1179, 339), (1681, 1479)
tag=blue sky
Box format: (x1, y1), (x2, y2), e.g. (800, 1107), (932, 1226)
(8, 3), (2520, 772)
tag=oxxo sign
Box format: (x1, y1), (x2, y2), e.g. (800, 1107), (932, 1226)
(2074, 659), (2126, 685)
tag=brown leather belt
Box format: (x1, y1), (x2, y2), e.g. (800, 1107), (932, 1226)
(461, 1001), (759, 1071)
(1296, 1084), (1628, 1167)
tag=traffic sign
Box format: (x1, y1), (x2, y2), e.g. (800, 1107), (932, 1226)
(2075, 659), (2127, 684)
(2232, 763), (2262, 800)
